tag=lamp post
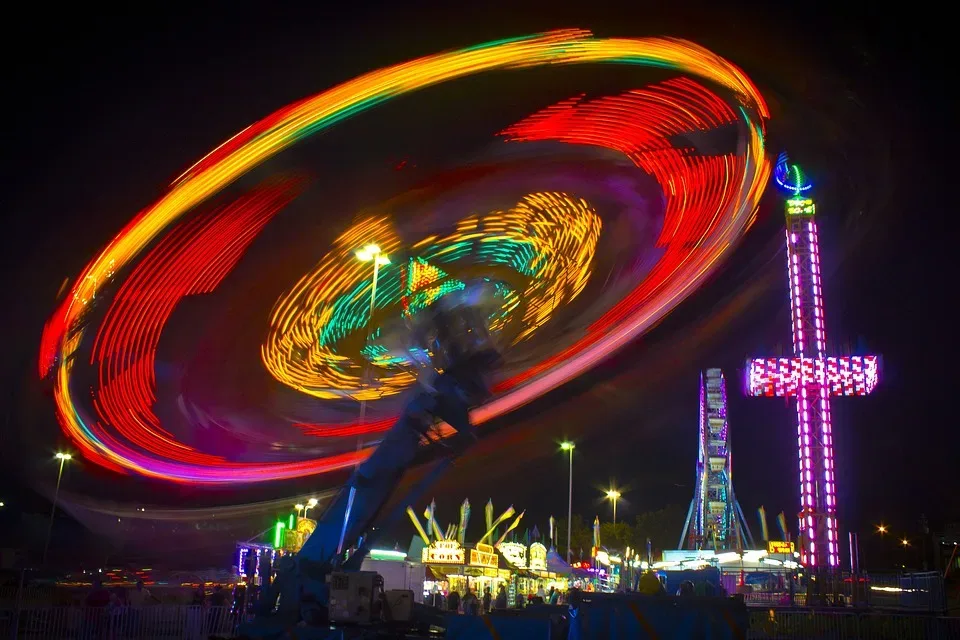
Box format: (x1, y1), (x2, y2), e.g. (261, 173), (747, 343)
(354, 244), (390, 427)
(605, 489), (621, 525)
(560, 442), (575, 563)
(304, 498), (319, 519)
(43, 453), (72, 564)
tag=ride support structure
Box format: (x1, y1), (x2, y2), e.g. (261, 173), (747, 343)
(241, 293), (502, 638)
(679, 368), (754, 552)
(746, 153), (880, 573)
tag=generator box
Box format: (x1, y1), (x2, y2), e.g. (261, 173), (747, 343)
(383, 589), (414, 622)
(328, 571), (380, 624)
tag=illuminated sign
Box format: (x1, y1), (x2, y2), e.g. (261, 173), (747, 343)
(498, 542), (527, 569)
(529, 542), (547, 571)
(785, 198), (815, 216)
(469, 543), (498, 569)
(767, 540), (795, 555)
(422, 540), (465, 565)
(283, 516), (317, 553)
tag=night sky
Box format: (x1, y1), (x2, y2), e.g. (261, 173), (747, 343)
(1, 2), (952, 567)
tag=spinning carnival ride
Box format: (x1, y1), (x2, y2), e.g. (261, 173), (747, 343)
(38, 30), (771, 488)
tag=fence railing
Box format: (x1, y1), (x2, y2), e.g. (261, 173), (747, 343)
(0, 588), (55, 606)
(0, 605), (236, 639)
(742, 592), (807, 607)
(747, 609), (960, 640)
(3, 603), (959, 639)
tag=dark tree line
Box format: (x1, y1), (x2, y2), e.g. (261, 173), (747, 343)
(554, 505), (686, 560)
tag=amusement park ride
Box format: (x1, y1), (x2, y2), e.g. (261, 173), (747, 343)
(241, 283), (504, 638)
(679, 368), (754, 552)
(746, 154), (880, 573)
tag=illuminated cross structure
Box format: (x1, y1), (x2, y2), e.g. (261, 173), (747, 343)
(746, 154), (880, 571)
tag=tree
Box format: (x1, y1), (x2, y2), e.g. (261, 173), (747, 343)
(633, 505), (686, 558)
(554, 515), (592, 560)
(555, 506), (687, 560)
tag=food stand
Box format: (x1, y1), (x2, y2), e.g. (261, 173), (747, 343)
(421, 540), (512, 599)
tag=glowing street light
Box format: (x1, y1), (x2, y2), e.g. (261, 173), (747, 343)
(605, 488), (622, 525)
(304, 498), (319, 518)
(355, 244), (390, 266)
(560, 441), (575, 563)
(44, 452), (73, 564)
(354, 244), (390, 430)
(877, 524), (887, 535)
(295, 503), (305, 518)
(901, 538), (910, 547)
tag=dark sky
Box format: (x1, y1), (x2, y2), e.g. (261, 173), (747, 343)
(1, 2), (952, 566)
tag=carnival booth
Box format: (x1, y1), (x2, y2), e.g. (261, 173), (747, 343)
(421, 540), (512, 599)
(412, 500), (571, 605)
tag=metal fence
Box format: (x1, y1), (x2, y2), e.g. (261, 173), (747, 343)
(0, 588), (56, 607)
(739, 571), (947, 613)
(866, 571), (948, 612)
(747, 609), (960, 639)
(743, 592), (808, 608)
(0, 605), (236, 639)
(3, 604), (959, 639)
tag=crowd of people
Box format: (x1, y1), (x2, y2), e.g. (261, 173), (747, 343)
(78, 577), (240, 638)
(426, 582), (564, 613)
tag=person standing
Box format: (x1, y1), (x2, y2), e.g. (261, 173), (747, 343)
(548, 586), (559, 605)
(482, 587), (492, 613)
(447, 590), (460, 613)
(494, 585), (507, 610)
(462, 588), (479, 615)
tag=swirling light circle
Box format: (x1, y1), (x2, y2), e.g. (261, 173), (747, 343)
(40, 29), (770, 484)
(264, 192), (602, 402)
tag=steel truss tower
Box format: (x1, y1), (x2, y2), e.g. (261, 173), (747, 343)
(746, 153), (880, 570)
(680, 368), (754, 551)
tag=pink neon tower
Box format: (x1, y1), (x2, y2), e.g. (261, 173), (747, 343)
(746, 153), (879, 570)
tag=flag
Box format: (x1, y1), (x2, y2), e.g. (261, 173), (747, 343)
(549, 516), (556, 548)
(479, 505), (516, 544)
(457, 499), (471, 545)
(758, 506), (770, 542)
(495, 511), (526, 547)
(406, 507), (430, 545)
(593, 516), (600, 549)
(424, 499), (443, 540)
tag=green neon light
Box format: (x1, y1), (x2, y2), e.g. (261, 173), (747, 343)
(316, 235), (547, 370)
(274, 521), (285, 548)
(786, 197), (815, 216)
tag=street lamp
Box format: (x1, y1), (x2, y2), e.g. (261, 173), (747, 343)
(605, 489), (621, 525)
(901, 538), (910, 547)
(304, 498), (319, 518)
(43, 452), (72, 564)
(877, 524), (887, 535)
(295, 503), (305, 518)
(560, 442), (575, 563)
(354, 244), (390, 427)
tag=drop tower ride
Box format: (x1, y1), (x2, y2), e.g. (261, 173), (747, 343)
(746, 154), (880, 570)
